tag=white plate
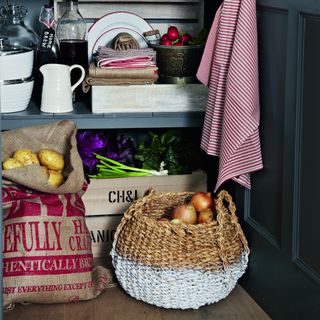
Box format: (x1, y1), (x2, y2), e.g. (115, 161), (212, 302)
(91, 27), (149, 56)
(88, 11), (156, 62)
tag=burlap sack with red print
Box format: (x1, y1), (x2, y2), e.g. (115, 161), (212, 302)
(2, 180), (113, 309)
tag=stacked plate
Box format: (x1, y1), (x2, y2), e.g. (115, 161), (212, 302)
(87, 11), (158, 63)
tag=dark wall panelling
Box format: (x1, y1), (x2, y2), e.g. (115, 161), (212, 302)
(293, 13), (320, 282)
(244, 7), (288, 248)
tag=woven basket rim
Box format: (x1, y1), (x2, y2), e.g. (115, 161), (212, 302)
(122, 189), (235, 231)
(112, 189), (250, 271)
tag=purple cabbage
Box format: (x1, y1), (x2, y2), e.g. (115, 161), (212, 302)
(76, 130), (136, 174)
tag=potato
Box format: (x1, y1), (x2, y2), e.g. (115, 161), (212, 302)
(47, 170), (65, 187)
(13, 149), (39, 166)
(38, 149), (65, 171)
(2, 158), (23, 170)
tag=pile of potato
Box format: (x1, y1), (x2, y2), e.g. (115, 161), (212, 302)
(2, 148), (65, 187)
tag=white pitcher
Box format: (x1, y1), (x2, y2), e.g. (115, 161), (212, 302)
(40, 63), (85, 113)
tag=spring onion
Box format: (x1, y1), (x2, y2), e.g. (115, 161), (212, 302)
(88, 154), (168, 179)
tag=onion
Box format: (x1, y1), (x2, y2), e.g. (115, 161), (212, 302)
(197, 208), (214, 224)
(172, 204), (197, 224)
(191, 192), (213, 212)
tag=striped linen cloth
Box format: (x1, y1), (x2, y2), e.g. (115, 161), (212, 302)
(197, 0), (263, 191)
(95, 47), (157, 68)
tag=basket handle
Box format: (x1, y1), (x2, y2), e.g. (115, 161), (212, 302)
(112, 189), (155, 247)
(215, 190), (250, 254)
(215, 190), (237, 223)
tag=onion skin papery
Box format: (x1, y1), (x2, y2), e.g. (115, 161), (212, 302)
(197, 208), (214, 224)
(172, 204), (197, 224)
(191, 192), (213, 212)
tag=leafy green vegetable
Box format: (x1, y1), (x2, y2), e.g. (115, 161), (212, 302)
(134, 130), (202, 175)
(188, 28), (209, 46)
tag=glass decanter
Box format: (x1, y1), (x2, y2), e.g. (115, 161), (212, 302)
(0, 3), (39, 50)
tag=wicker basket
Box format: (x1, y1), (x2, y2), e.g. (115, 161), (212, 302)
(111, 189), (249, 309)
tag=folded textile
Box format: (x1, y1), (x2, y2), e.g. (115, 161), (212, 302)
(88, 63), (158, 79)
(82, 77), (157, 93)
(95, 47), (157, 69)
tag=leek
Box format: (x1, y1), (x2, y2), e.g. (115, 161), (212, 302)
(88, 154), (168, 179)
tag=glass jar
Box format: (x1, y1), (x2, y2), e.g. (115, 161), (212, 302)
(0, 3), (39, 50)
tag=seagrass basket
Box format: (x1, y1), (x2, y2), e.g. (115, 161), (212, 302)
(111, 189), (250, 309)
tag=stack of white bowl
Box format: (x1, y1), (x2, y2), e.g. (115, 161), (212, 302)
(0, 37), (34, 113)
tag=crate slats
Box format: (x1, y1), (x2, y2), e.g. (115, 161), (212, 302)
(54, 1), (204, 34)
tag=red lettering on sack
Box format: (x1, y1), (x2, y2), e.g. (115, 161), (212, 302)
(3, 221), (62, 253)
(69, 234), (91, 251)
(3, 254), (93, 277)
(6, 200), (41, 219)
(65, 194), (86, 217)
(40, 194), (64, 216)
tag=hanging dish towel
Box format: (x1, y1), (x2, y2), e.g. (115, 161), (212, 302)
(197, 0), (263, 191)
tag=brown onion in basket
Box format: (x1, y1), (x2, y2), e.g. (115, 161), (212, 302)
(191, 192), (213, 212)
(172, 204), (197, 224)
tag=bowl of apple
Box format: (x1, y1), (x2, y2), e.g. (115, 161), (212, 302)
(149, 26), (206, 83)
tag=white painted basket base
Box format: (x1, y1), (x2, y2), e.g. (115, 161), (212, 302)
(111, 249), (249, 309)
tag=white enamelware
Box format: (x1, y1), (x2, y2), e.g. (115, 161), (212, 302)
(0, 77), (34, 113)
(0, 40), (34, 81)
(87, 11), (157, 62)
(91, 27), (149, 56)
(40, 63), (85, 113)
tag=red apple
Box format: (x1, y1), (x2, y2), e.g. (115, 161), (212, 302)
(172, 204), (197, 224)
(173, 41), (182, 46)
(181, 33), (192, 45)
(197, 208), (214, 224)
(161, 39), (172, 46)
(161, 33), (169, 41)
(167, 26), (179, 41)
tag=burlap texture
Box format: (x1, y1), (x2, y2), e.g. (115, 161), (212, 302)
(2, 120), (84, 194)
(82, 77), (157, 93)
(88, 63), (158, 79)
(2, 180), (114, 308)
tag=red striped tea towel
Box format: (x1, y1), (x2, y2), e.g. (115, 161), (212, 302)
(197, 0), (263, 191)
(95, 47), (157, 68)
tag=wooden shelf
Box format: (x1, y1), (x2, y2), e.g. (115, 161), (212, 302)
(1, 100), (205, 130)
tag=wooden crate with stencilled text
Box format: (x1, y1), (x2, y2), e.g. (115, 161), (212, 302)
(83, 170), (207, 258)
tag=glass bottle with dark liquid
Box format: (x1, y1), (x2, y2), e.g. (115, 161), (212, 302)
(56, 0), (88, 102)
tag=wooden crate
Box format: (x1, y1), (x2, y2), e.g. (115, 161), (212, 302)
(84, 170), (207, 258)
(54, 0), (208, 114)
(54, 0), (204, 38)
(86, 214), (123, 258)
(83, 170), (207, 216)
(91, 83), (208, 113)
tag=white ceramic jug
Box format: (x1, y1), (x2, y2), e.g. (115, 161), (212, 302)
(40, 63), (85, 113)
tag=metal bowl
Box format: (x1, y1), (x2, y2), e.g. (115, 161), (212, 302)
(150, 44), (203, 83)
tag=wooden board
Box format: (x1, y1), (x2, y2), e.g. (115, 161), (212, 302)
(86, 214), (123, 258)
(54, 0), (205, 37)
(3, 285), (271, 320)
(91, 83), (208, 113)
(83, 170), (207, 216)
